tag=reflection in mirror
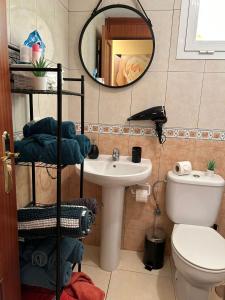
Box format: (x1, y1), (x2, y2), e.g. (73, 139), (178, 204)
(79, 5), (155, 88)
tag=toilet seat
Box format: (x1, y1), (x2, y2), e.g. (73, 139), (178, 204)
(172, 224), (225, 271)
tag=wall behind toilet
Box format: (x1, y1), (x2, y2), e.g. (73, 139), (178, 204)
(7, 0), (71, 208)
(67, 0), (225, 252)
(7, 0), (225, 252)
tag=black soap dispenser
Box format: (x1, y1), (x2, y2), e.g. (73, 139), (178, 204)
(88, 139), (99, 159)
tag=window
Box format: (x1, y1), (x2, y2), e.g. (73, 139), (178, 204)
(177, 0), (225, 59)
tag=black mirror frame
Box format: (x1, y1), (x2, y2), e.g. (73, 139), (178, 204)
(78, 4), (155, 89)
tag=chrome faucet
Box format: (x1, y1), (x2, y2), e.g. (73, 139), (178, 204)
(112, 148), (120, 161)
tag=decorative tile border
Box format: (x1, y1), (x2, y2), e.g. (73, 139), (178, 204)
(14, 124), (225, 141)
(77, 123), (225, 141)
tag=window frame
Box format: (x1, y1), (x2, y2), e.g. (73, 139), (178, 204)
(177, 0), (225, 59)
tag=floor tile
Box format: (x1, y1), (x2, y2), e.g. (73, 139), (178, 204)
(119, 249), (171, 277)
(169, 256), (177, 300)
(107, 270), (176, 300)
(80, 264), (111, 295)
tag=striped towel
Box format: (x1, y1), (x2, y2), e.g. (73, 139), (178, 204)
(18, 205), (93, 238)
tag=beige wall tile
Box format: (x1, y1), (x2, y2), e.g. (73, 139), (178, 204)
(123, 227), (146, 251)
(38, 95), (57, 119)
(53, 0), (69, 68)
(98, 134), (129, 155)
(68, 71), (99, 124)
(69, 0), (174, 11)
(15, 167), (31, 208)
(165, 72), (203, 128)
(12, 95), (29, 132)
(174, 0), (181, 9)
(198, 73), (225, 130)
(148, 11), (173, 72)
(10, 0), (37, 46)
(217, 193), (225, 238)
(59, 0), (69, 10)
(158, 138), (196, 179)
(141, 0), (174, 10)
(193, 140), (225, 239)
(193, 140), (225, 178)
(205, 61), (225, 72)
(69, 0), (136, 11)
(37, 0), (55, 62)
(84, 224), (101, 246)
(69, 12), (89, 70)
(69, 0), (100, 11)
(99, 86), (131, 125)
(131, 72), (167, 119)
(169, 10), (205, 72)
(124, 189), (156, 232)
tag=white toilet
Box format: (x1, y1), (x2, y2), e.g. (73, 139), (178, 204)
(166, 170), (225, 300)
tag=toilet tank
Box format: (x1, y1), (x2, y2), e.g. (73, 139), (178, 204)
(166, 170), (225, 226)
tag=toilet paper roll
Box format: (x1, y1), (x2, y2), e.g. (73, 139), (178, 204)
(173, 161), (192, 176)
(135, 189), (148, 203)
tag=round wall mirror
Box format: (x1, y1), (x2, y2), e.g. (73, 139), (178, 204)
(79, 4), (155, 88)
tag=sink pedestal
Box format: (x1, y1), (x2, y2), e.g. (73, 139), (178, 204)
(100, 186), (125, 271)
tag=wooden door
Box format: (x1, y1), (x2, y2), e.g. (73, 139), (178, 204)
(0, 1), (21, 299)
(101, 26), (112, 86)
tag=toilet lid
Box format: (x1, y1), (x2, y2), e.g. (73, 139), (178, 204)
(172, 224), (225, 271)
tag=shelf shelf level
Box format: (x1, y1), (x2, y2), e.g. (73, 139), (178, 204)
(15, 161), (66, 169)
(11, 88), (83, 97)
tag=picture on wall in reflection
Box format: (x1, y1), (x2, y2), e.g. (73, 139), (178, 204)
(114, 54), (150, 86)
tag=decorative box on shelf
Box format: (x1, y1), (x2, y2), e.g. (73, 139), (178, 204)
(10, 63), (34, 90)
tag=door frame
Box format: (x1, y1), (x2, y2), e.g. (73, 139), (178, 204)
(0, 1), (21, 299)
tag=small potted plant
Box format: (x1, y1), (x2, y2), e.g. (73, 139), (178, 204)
(206, 160), (216, 176)
(32, 57), (49, 90)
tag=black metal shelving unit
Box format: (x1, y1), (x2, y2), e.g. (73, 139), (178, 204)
(10, 62), (85, 300)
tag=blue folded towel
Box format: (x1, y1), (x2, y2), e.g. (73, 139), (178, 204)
(23, 117), (76, 139)
(48, 238), (84, 267)
(18, 205), (94, 238)
(15, 134), (84, 165)
(67, 238), (84, 264)
(32, 238), (56, 267)
(20, 261), (72, 290)
(66, 198), (98, 215)
(19, 240), (40, 262)
(72, 135), (91, 157)
(33, 134), (85, 164)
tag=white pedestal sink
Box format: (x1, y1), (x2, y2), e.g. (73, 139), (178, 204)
(76, 155), (152, 271)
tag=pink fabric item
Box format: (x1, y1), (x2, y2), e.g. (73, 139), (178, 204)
(22, 272), (105, 300)
(62, 272), (105, 300)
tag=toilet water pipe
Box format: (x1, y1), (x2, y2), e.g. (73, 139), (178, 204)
(152, 179), (167, 236)
(152, 179), (167, 216)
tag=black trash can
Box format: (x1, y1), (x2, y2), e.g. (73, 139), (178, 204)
(143, 227), (166, 271)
